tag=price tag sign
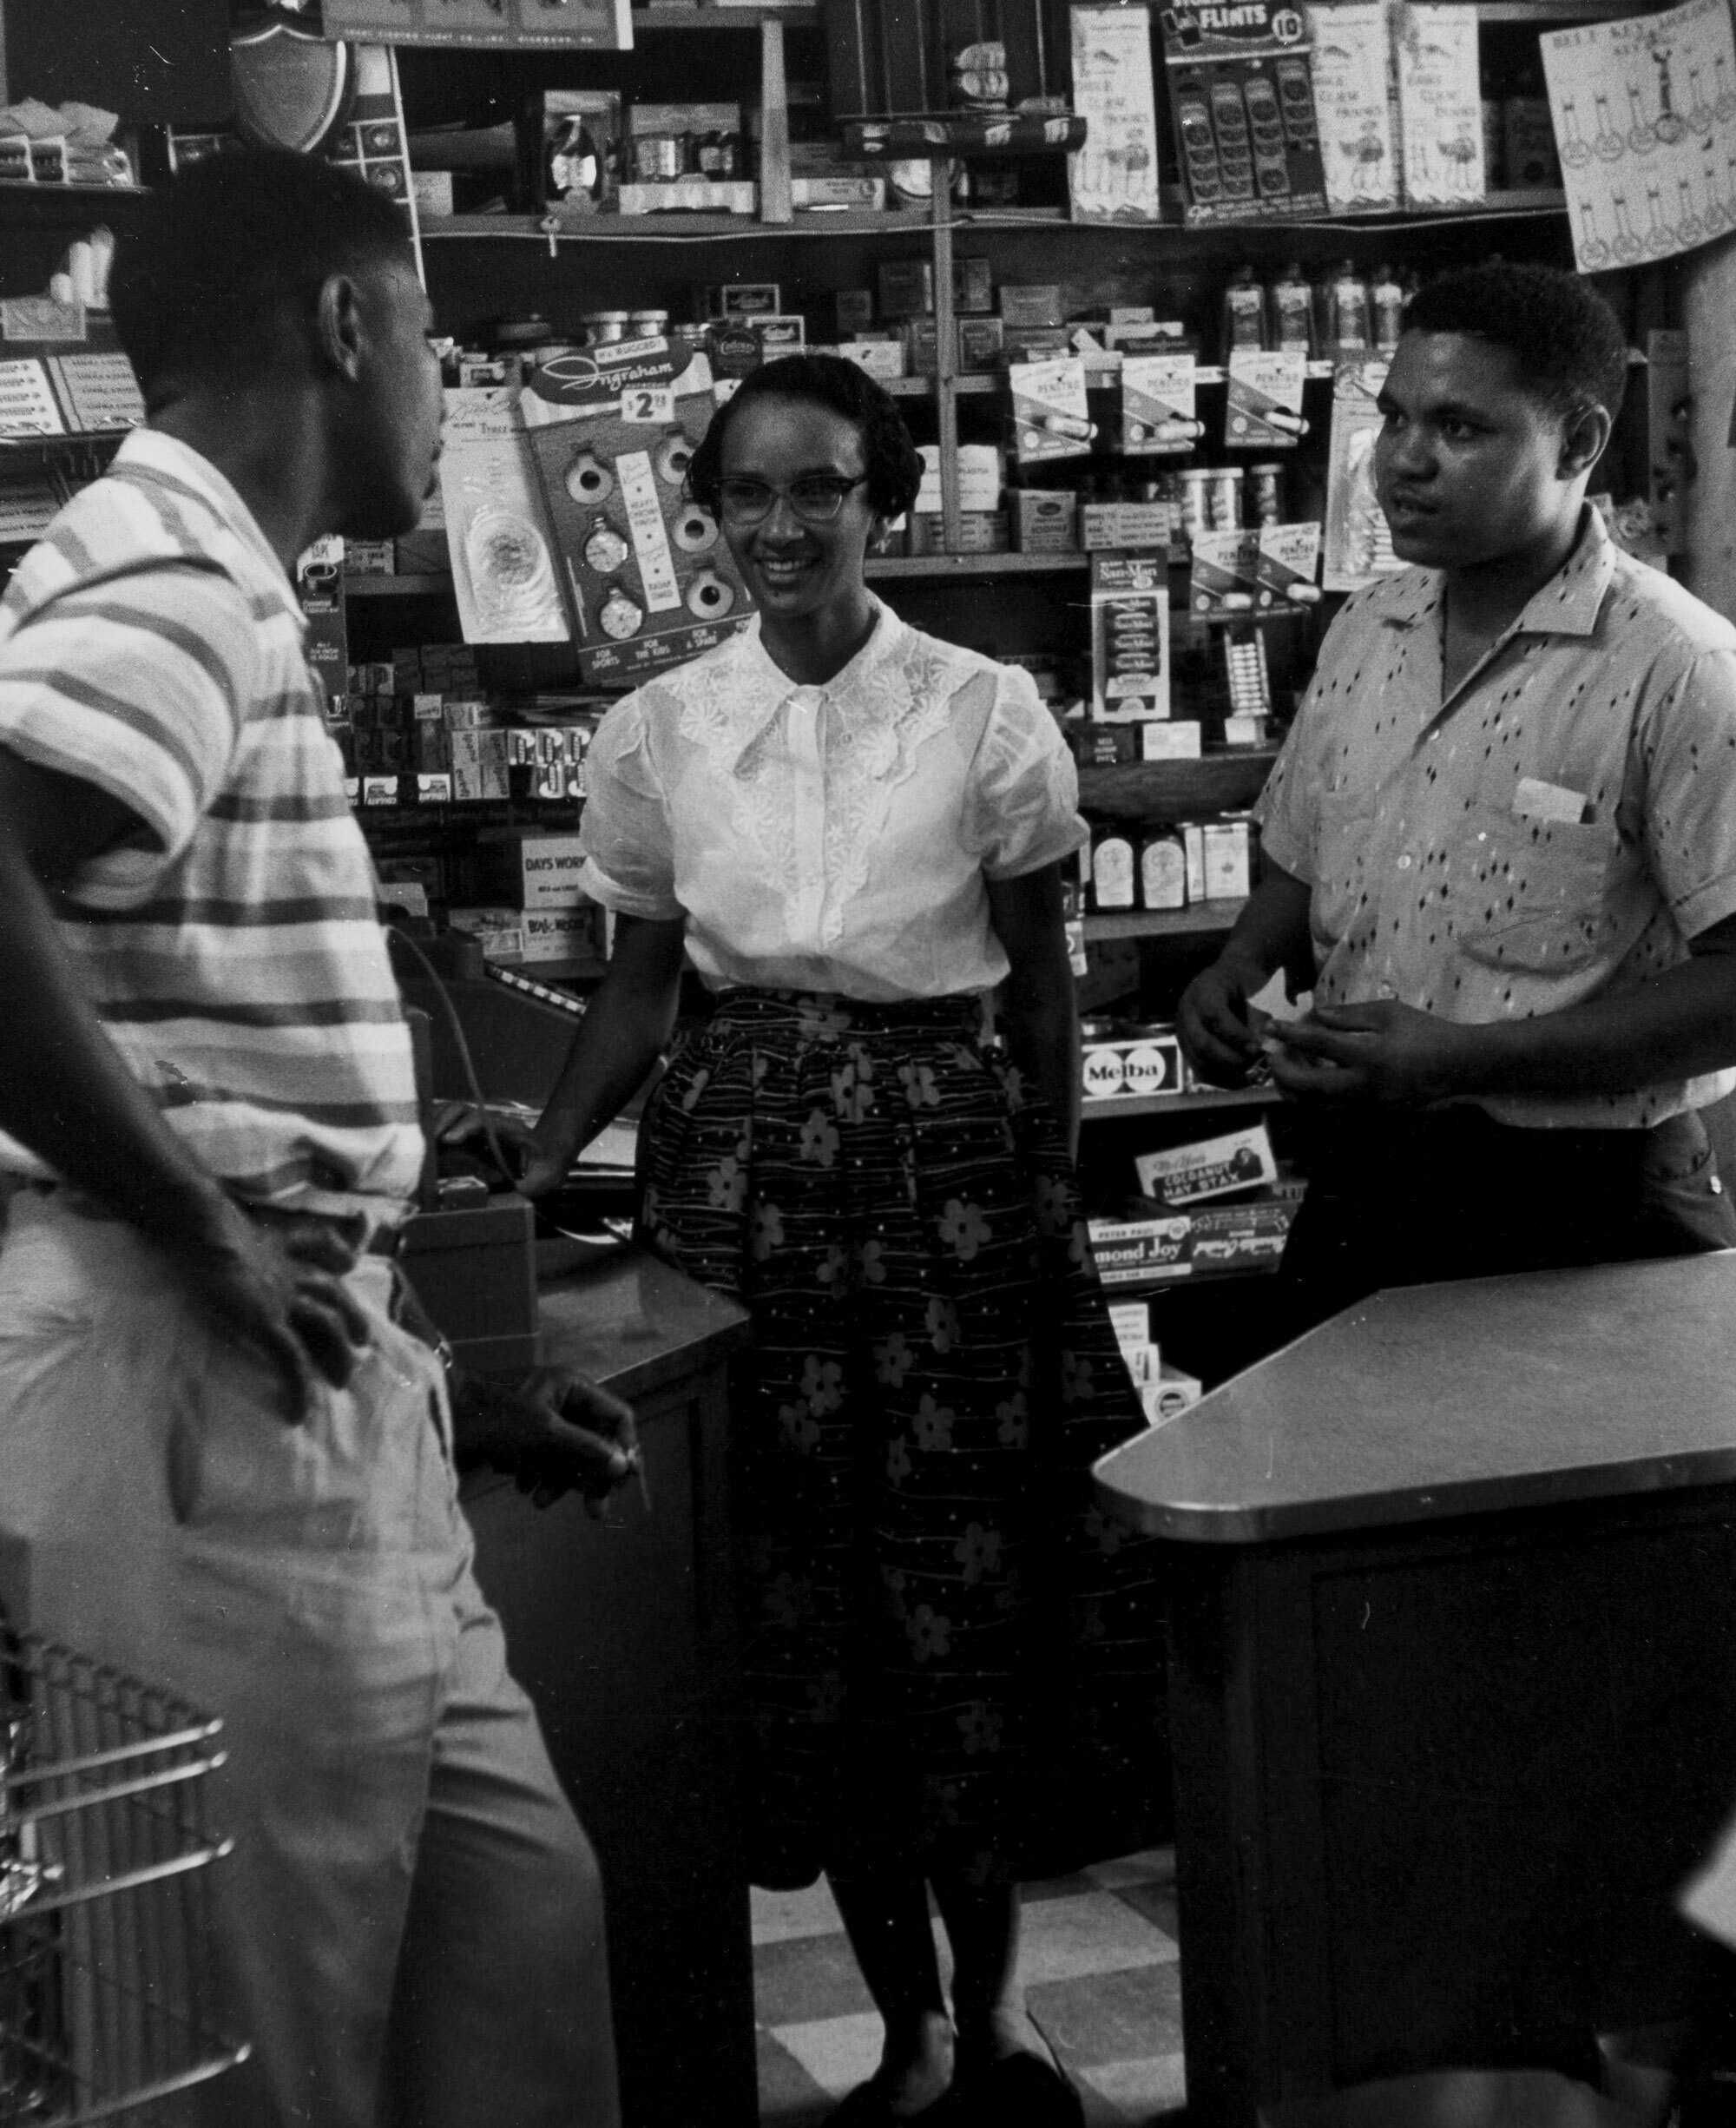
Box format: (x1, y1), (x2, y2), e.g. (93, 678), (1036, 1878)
(621, 386), (675, 424)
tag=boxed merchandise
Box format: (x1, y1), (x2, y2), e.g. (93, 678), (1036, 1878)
(957, 317), (1005, 372)
(1081, 501), (1173, 550)
(906, 511), (1010, 555)
(1140, 827), (1187, 908)
(1090, 552), (1170, 720)
(1189, 529), (1262, 616)
(1135, 1123), (1279, 1206)
(878, 260), (934, 319)
(522, 339), (754, 684)
(1255, 521), (1324, 609)
(1009, 359), (1095, 466)
(1159, 0), (1327, 223)
(448, 907), (527, 961)
(1120, 353), (1202, 455)
(520, 907), (600, 964)
(954, 257), (994, 313)
(449, 728), (511, 802)
(1089, 1182), (1300, 1284)
(792, 174), (887, 209)
(835, 289), (876, 335)
(1224, 350), (1310, 451)
(437, 386), (569, 647)
(619, 180), (757, 216)
(345, 539), (396, 576)
(699, 283), (783, 320)
(836, 339), (909, 381)
(1012, 490), (1080, 553)
(1081, 1026), (1187, 1102)
(476, 828), (590, 910)
(1002, 325), (1073, 364)
(1140, 721), (1201, 759)
(755, 315), (806, 354)
(1142, 1366), (1205, 1426)
(998, 284), (1064, 326)
(916, 444), (1003, 513)
(1203, 819), (1253, 899)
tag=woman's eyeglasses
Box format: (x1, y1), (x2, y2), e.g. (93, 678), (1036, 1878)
(713, 475), (870, 525)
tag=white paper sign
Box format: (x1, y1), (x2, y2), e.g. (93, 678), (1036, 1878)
(1307, 3), (1400, 208)
(1542, 0), (1736, 272)
(1069, 3), (1162, 223)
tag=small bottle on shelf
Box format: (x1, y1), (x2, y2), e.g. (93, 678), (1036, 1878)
(1089, 824), (1138, 912)
(1268, 264), (1315, 356)
(1370, 265), (1405, 354)
(1220, 266), (1267, 358)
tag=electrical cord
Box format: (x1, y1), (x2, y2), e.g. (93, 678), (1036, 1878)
(386, 925), (520, 1187)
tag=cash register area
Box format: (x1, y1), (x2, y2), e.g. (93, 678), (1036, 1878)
(752, 1848), (1184, 2125)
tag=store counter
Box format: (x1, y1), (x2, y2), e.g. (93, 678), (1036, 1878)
(1096, 1252), (1736, 2128)
(460, 1248), (755, 2128)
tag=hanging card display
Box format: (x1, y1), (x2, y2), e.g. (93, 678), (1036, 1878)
(437, 387), (569, 647)
(1069, 3), (1163, 222)
(1542, 0), (1736, 272)
(1159, 0), (1327, 224)
(320, 0), (630, 49)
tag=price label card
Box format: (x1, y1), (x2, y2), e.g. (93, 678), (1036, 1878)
(621, 386), (675, 424)
(0, 360), (64, 437)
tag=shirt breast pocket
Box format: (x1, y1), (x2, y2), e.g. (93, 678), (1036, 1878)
(1452, 807), (1617, 977)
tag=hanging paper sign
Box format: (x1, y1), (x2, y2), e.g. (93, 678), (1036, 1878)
(1542, 0), (1736, 272)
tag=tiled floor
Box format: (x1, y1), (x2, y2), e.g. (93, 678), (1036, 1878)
(753, 1848), (1187, 2127)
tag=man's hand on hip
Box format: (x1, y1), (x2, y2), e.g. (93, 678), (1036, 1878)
(156, 1200), (372, 1424)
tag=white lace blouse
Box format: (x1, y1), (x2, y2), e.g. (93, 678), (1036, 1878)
(575, 600), (1088, 1000)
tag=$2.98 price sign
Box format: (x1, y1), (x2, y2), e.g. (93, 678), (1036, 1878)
(621, 386), (676, 424)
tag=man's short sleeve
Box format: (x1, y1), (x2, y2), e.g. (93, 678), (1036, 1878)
(0, 563), (253, 879)
(1637, 647), (1736, 938)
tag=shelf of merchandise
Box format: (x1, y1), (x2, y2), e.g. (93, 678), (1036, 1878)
(1082, 1085), (1276, 1121)
(343, 553), (1095, 599)
(1083, 900), (1246, 944)
(1078, 752), (1280, 821)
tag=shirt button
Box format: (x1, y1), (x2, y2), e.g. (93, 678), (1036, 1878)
(1397, 853), (1413, 871)
(1378, 983), (1396, 998)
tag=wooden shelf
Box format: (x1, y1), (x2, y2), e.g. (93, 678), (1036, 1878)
(345, 574), (456, 597)
(1083, 899), (1246, 943)
(634, 0), (818, 23)
(1082, 1086), (1278, 1121)
(1078, 752), (1279, 821)
(867, 551), (1088, 578)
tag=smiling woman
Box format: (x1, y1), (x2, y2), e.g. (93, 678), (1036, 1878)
(522, 355), (1168, 2127)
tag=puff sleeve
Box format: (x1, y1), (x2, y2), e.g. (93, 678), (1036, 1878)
(576, 688), (683, 920)
(961, 665), (1089, 880)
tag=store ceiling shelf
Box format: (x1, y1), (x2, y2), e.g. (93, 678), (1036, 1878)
(1082, 1086), (1277, 1121)
(634, 0), (819, 23)
(1079, 752), (1279, 820)
(1083, 899), (1246, 943)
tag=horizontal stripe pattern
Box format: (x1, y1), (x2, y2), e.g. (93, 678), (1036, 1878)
(0, 432), (422, 1208)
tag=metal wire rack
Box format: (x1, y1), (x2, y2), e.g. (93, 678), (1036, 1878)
(1, 1634), (249, 2125)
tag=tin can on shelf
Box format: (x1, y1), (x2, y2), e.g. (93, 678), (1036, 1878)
(694, 129), (740, 178)
(1246, 463), (1285, 526)
(628, 309), (670, 339)
(580, 311), (632, 345)
(630, 133), (687, 182)
(1203, 466), (1244, 531)
(1176, 468), (1213, 547)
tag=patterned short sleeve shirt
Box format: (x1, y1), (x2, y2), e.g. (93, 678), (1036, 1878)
(1256, 506), (1736, 1129)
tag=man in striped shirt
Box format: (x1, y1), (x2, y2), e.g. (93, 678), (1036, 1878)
(0, 151), (623, 2127)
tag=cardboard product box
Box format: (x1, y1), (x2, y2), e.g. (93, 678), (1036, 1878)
(878, 260), (935, 320)
(1009, 359), (1095, 467)
(1091, 552), (1170, 720)
(1120, 352), (1202, 456)
(1081, 1027), (1187, 1103)
(411, 170), (455, 218)
(915, 444), (1003, 513)
(521, 339), (754, 685)
(957, 316), (1005, 373)
(1203, 819), (1253, 899)
(836, 339), (909, 381)
(477, 827), (591, 910)
(699, 282), (783, 320)
(998, 284), (1063, 327)
(1141, 721), (1201, 760)
(448, 906), (527, 961)
(1012, 490), (1080, 554)
(1081, 501), (1174, 550)
(954, 256), (994, 313)
(520, 906), (602, 964)
(755, 314), (806, 354)
(415, 773), (453, 805)
(906, 511), (1009, 556)
(835, 288), (876, 336)
(1142, 1365), (1204, 1425)
(449, 727), (511, 803)
(1088, 1210), (1193, 1285)
(1136, 1122), (1279, 1206)
(619, 180), (756, 216)
(792, 174), (887, 210)
(1001, 325), (1073, 365)
(345, 538), (397, 576)
(1068, 721), (1142, 768)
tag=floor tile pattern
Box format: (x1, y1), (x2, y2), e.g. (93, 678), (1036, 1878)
(753, 1848), (1186, 2126)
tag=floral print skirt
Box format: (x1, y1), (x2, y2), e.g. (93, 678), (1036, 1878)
(638, 988), (1167, 1890)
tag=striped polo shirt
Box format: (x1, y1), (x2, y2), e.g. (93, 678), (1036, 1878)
(0, 431), (423, 1213)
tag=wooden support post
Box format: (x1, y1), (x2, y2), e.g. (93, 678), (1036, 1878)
(759, 16), (793, 225)
(930, 155), (961, 553)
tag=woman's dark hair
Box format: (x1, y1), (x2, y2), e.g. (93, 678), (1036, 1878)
(687, 352), (925, 521)
(1403, 263), (1628, 429)
(111, 146), (415, 407)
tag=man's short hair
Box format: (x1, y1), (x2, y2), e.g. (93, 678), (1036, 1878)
(1402, 264), (1628, 428)
(110, 148), (415, 406)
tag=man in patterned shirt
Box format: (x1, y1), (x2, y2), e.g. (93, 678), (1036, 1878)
(1180, 262), (1736, 1333)
(0, 151), (627, 2126)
